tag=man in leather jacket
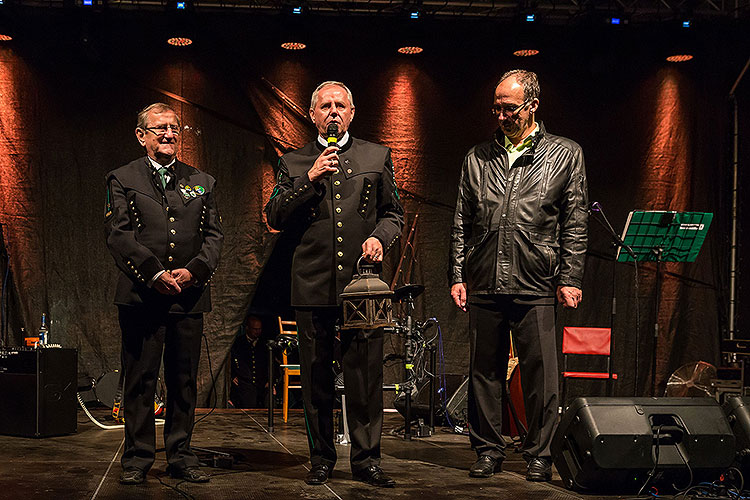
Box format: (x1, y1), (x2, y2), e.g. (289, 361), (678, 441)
(449, 70), (588, 482)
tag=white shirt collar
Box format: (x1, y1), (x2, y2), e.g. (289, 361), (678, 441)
(317, 131), (350, 148)
(147, 156), (176, 171)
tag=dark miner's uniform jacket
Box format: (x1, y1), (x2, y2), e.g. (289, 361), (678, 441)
(265, 137), (404, 307)
(105, 157), (223, 313)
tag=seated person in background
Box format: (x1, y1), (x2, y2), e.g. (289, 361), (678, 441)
(229, 315), (273, 408)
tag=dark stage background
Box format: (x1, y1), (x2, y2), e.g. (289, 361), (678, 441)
(0, 8), (748, 405)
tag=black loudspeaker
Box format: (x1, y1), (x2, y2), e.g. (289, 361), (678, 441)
(0, 348), (77, 437)
(551, 397), (735, 492)
(393, 374), (466, 423)
(445, 376), (469, 426)
(723, 397), (750, 476)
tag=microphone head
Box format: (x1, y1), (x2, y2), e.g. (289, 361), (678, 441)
(326, 122), (339, 144)
(590, 201), (601, 212)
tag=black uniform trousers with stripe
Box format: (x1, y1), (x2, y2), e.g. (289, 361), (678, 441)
(119, 305), (203, 472)
(295, 307), (384, 473)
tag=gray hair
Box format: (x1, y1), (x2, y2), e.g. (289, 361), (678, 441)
(310, 81), (354, 109)
(136, 103), (181, 129)
(497, 70), (540, 101)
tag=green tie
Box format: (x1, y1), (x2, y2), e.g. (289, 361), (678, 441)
(157, 167), (169, 189)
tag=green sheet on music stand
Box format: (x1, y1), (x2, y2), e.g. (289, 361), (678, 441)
(616, 211), (712, 263)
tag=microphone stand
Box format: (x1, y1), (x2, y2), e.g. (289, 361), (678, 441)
(589, 203), (639, 396)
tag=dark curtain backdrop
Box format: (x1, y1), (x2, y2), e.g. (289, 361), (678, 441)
(0, 9), (747, 404)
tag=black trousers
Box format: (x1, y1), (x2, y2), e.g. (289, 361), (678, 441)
(295, 307), (384, 472)
(118, 305), (203, 472)
(467, 295), (559, 462)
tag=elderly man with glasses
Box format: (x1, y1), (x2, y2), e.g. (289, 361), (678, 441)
(105, 102), (223, 485)
(449, 70), (588, 482)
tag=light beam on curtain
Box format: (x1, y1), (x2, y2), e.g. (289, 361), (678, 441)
(637, 67), (692, 393)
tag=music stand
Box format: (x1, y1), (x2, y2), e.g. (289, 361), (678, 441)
(616, 210), (712, 396)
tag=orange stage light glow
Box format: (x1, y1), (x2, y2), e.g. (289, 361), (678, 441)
(167, 37), (193, 47)
(377, 62), (426, 194)
(281, 42), (306, 50)
(397, 46), (423, 55)
(0, 35), (12, 42)
(513, 49), (540, 57)
(666, 54), (693, 62)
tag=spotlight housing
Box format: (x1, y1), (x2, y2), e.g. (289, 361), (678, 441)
(666, 54), (693, 62)
(525, 13), (536, 22)
(281, 41), (306, 50)
(682, 20), (692, 28)
(397, 46), (423, 55)
(167, 37), (193, 47)
(513, 49), (539, 57)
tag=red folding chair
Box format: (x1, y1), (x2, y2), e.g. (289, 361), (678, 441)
(561, 327), (617, 409)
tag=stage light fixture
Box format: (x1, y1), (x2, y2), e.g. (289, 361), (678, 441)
(525, 13), (535, 22)
(666, 54), (693, 62)
(0, 34), (11, 41)
(292, 5), (303, 14)
(410, 10), (420, 19)
(176, 1), (186, 9)
(513, 48), (539, 57)
(167, 36), (193, 47)
(281, 41), (306, 50)
(397, 45), (423, 55)
(682, 20), (691, 28)
(610, 17), (620, 24)
(82, 0), (93, 5)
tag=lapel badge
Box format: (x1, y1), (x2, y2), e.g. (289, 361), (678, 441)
(194, 185), (205, 195)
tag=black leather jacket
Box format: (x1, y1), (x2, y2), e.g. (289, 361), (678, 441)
(449, 122), (588, 296)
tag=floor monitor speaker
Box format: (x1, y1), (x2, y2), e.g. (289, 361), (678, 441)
(551, 397), (735, 492)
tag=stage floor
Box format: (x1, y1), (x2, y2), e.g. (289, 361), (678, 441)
(0, 408), (674, 500)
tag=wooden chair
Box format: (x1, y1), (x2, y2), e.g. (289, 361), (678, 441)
(278, 317), (301, 423)
(561, 327), (617, 409)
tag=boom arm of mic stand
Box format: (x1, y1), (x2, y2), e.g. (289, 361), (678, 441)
(591, 209), (637, 260)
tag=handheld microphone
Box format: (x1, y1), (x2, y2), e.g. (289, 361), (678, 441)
(326, 122), (339, 148)
(589, 201), (601, 213)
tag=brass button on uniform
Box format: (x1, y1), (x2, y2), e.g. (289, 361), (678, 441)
(337, 222), (343, 228)
(337, 265), (343, 271)
(170, 229), (176, 234)
(334, 180), (341, 186)
(169, 217), (175, 222)
(337, 251), (343, 257)
(168, 256), (174, 262)
(335, 194), (341, 199)
(335, 207), (342, 213)
(170, 242), (175, 248)
(337, 236), (343, 242)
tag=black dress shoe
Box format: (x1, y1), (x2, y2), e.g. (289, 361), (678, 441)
(352, 466), (396, 488)
(526, 457), (552, 482)
(168, 466), (210, 483)
(119, 468), (146, 485)
(305, 464), (333, 485)
(469, 455), (502, 478)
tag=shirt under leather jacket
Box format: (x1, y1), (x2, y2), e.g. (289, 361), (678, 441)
(449, 122), (588, 297)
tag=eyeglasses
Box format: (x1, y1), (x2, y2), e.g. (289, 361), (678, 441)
(143, 125), (181, 137)
(490, 98), (532, 117)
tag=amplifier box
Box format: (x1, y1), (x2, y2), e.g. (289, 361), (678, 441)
(0, 347), (77, 437)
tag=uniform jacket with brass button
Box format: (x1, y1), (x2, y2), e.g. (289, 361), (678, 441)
(449, 122), (588, 296)
(265, 137), (404, 307)
(105, 157), (224, 313)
